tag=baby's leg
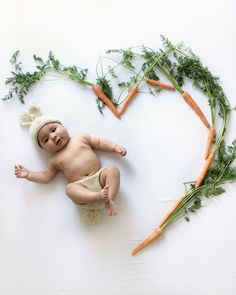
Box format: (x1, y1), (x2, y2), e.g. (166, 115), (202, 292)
(66, 182), (109, 205)
(100, 166), (120, 216)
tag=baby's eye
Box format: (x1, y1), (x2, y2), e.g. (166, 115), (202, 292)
(51, 127), (56, 132)
(44, 138), (49, 143)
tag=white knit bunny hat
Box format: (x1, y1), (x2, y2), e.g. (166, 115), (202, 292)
(19, 104), (61, 146)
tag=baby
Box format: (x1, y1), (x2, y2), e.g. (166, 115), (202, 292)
(14, 105), (127, 217)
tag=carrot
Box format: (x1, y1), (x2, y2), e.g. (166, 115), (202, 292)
(195, 153), (215, 188)
(146, 79), (175, 91)
(131, 227), (163, 256)
(182, 91), (210, 129)
(92, 84), (120, 118)
(204, 127), (215, 160)
(159, 197), (184, 227)
(119, 86), (138, 116)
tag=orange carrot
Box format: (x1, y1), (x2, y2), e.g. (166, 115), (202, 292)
(204, 127), (215, 160)
(182, 91), (210, 129)
(131, 227), (163, 256)
(159, 197), (184, 227)
(146, 79), (175, 91)
(195, 153), (215, 188)
(92, 84), (120, 118)
(119, 86), (138, 116)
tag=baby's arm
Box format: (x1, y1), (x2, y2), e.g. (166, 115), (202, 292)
(85, 134), (127, 156)
(14, 160), (58, 184)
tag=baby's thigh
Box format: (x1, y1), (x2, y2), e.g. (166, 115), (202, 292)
(65, 182), (89, 201)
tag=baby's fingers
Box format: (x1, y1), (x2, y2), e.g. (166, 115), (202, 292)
(14, 164), (27, 178)
(14, 165), (20, 172)
(121, 148), (127, 156)
(14, 167), (21, 177)
(117, 147), (127, 156)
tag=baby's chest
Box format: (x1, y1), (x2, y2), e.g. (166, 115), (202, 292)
(56, 145), (92, 168)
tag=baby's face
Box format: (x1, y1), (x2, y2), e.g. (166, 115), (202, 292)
(37, 122), (70, 152)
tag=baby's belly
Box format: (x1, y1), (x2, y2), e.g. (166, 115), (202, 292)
(64, 162), (102, 182)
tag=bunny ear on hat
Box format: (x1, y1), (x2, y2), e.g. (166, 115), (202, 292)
(19, 104), (61, 146)
(19, 104), (42, 127)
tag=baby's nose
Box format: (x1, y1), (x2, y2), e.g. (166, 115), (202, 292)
(51, 134), (58, 142)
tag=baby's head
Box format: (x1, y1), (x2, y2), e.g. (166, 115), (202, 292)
(20, 104), (69, 152)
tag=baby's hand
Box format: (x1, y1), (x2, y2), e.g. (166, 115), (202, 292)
(14, 165), (29, 178)
(114, 145), (127, 156)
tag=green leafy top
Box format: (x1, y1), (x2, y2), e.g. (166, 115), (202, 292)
(3, 51), (91, 104)
(3, 51), (50, 103)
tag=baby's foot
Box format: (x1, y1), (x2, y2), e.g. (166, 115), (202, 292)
(105, 199), (118, 216)
(100, 185), (109, 203)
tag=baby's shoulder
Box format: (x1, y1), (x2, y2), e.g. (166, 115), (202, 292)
(48, 154), (60, 170)
(71, 133), (91, 147)
(73, 132), (90, 141)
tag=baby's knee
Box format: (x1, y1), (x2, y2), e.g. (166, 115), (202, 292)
(107, 165), (120, 177)
(65, 183), (74, 198)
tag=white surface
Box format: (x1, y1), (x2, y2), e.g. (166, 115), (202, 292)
(0, 0), (236, 294)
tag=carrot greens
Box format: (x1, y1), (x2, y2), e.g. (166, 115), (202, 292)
(95, 77), (117, 113)
(3, 51), (91, 104)
(3, 51), (50, 103)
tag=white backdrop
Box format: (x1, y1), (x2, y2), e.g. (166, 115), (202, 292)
(0, 0), (236, 294)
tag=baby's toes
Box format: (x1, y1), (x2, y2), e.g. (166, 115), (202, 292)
(109, 208), (115, 216)
(104, 185), (109, 193)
